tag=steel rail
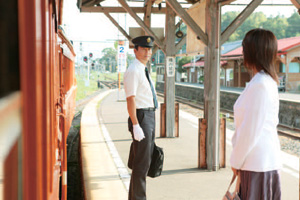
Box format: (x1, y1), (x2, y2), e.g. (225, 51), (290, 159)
(157, 91), (300, 139)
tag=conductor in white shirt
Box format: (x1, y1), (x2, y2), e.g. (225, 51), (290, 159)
(230, 29), (282, 199)
(123, 36), (158, 200)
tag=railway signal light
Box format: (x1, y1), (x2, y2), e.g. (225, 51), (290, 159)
(89, 53), (93, 58)
(83, 56), (88, 63)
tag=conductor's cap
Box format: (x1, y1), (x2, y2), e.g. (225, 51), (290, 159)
(132, 36), (154, 48)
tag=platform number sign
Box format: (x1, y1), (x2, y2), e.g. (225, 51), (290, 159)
(166, 56), (175, 77)
(118, 44), (126, 73)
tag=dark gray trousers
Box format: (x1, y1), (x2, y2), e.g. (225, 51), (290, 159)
(128, 109), (155, 200)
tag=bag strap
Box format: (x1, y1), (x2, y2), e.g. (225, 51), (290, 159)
(227, 174), (236, 191)
(234, 171), (240, 193)
(227, 171), (240, 193)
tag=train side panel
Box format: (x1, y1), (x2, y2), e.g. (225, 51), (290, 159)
(16, 0), (76, 199)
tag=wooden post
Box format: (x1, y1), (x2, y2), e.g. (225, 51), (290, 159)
(160, 103), (179, 137)
(290, 0), (300, 9)
(144, 0), (152, 72)
(219, 118), (226, 168)
(224, 68), (227, 87)
(160, 103), (166, 137)
(198, 118), (207, 169)
(198, 117), (226, 169)
(238, 62), (241, 87)
(175, 103), (179, 137)
(285, 55), (290, 91)
(144, 0), (152, 32)
(204, 0), (221, 171)
(175, 35), (186, 53)
(165, 0), (208, 45)
(164, 4), (176, 137)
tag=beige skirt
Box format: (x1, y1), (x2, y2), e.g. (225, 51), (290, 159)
(239, 170), (281, 200)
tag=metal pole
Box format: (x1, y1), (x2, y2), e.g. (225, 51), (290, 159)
(87, 58), (90, 85)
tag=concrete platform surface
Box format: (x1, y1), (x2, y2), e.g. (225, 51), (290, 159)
(81, 89), (299, 200)
(80, 90), (127, 200)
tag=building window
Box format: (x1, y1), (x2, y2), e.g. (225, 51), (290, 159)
(279, 63), (286, 73)
(289, 62), (300, 73)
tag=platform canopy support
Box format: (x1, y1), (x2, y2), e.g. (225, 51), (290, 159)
(163, 4), (176, 137)
(290, 0), (300, 9)
(166, 0), (208, 45)
(102, 8), (132, 42)
(220, 0), (263, 45)
(117, 0), (165, 53)
(204, 0), (221, 171)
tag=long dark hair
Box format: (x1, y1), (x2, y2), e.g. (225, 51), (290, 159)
(242, 28), (279, 83)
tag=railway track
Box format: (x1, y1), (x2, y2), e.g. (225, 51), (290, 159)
(93, 82), (300, 140)
(157, 92), (300, 140)
(100, 75), (124, 89)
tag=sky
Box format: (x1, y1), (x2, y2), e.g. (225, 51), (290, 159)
(62, 0), (298, 61)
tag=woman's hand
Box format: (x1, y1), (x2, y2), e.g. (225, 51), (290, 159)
(231, 167), (238, 176)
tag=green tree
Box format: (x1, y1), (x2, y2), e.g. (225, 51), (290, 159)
(286, 12), (300, 38)
(114, 41), (118, 50)
(221, 11), (239, 33)
(177, 56), (192, 73)
(262, 15), (288, 39)
(221, 12), (267, 42)
(234, 12), (267, 41)
(99, 47), (117, 72)
(127, 53), (135, 67)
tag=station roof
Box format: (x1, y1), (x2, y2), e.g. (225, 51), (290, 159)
(221, 40), (242, 54)
(222, 36), (300, 57)
(77, 0), (105, 8)
(183, 36), (300, 66)
(77, 0), (300, 8)
(77, 0), (197, 9)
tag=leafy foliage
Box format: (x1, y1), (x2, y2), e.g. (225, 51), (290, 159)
(221, 11), (300, 42)
(286, 12), (300, 37)
(98, 47), (117, 72)
(177, 56), (192, 73)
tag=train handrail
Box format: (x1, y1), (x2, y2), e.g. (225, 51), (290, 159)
(58, 29), (76, 57)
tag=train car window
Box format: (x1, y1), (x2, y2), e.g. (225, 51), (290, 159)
(0, 0), (20, 98)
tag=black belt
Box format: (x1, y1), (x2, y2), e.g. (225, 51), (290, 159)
(137, 107), (156, 111)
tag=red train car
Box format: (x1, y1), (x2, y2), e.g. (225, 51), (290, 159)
(0, 0), (76, 199)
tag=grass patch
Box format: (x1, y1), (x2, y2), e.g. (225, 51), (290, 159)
(93, 71), (156, 83)
(151, 72), (156, 83)
(76, 72), (100, 101)
(75, 70), (157, 102)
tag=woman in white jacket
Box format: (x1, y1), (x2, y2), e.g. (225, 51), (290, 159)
(230, 29), (281, 200)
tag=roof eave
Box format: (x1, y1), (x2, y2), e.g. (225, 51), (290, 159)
(280, 43), (300, 52)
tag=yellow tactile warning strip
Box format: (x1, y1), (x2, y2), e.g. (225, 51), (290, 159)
(80, 90), (128, 200)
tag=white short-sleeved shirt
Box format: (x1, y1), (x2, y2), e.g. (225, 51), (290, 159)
(123, 59), (156, 108)
(230, 71), (282, 172)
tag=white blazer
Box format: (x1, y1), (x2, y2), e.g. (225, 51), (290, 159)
(230, 71), (282, 172)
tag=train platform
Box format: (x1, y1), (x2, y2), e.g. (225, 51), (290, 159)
(80, 89), (299, 200)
